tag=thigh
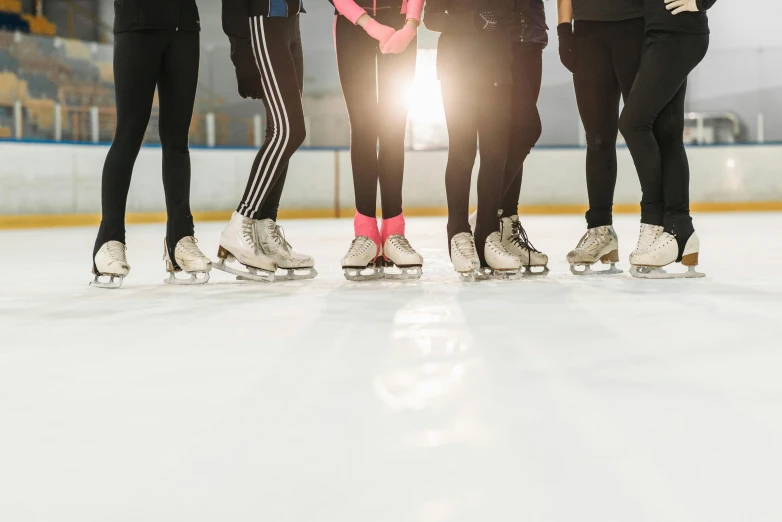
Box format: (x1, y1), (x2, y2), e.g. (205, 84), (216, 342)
(158, 31), (200, 143)
(377, 32), (417, 116)
(113, 32), (164, 132)
(478, 85), (512, 162)
(611, 18), (645, 101)
(335, 16), (378, 120)
(574, 29), (621, 138)
(442, 80), (478, 159)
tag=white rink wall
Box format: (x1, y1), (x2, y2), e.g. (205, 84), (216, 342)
(1, 141), (782, 216)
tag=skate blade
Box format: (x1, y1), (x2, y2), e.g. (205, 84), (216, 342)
(381, 265), (423, 280)
(475, 268), (520, 281)
(269, 267), (318, 282)
(343, 266), (383, 282)
(570, 263), (623, 276)
(90, 274), (125, 289)
(164, 270), (211, 285)
(519, 265), (550, 277)
(630, 265), (705, 279)
(213, 258), (275, 283)
(458, 271), (477, 283)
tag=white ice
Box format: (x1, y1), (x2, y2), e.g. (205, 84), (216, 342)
(1, 213), (782, 522)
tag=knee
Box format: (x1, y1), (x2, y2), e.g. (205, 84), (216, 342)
(653, 112), (684, 144)
(618, 108), (650, 139)
(160, 133), (190, 155)
(287, 121), (306, 152)
(447, 148), (477, 172)
(585, 132), (616, 151)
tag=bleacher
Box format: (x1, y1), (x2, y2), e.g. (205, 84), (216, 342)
(0, 0), (55, 36)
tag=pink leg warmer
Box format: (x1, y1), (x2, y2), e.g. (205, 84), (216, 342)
(381, 213), (405, 245)
(354, 211), (381, 259)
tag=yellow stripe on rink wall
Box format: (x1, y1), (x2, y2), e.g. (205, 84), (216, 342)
(2, 201), (782, 230)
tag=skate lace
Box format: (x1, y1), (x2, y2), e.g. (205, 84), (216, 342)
(177, 236), (203, 257)
(510, 221), (540, 253)
(267, 223), (293, 252)
(636, 224), (660, 251)
(241, 219), (259, 249)
(453, 233), (477, 259)
(105, 241), (127, 261)
(388, 235), (416, 255)
(579, 228), (606, 249)
(349, 236), (375, 256)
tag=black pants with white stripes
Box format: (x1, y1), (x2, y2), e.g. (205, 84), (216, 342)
(238, 15), (306, 221)
(94, 29), (199, 262)
(334, 12), (416, 220)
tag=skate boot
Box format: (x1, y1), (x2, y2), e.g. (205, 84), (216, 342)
(468, 208), (502, 234)
(450, 232), (480, 282)
(629, 223), (665, 263)
(91, 240), (130, 289)
(380, 214), (423, 280)
(567, 225), (622, 276)
(630, 229), (704, 279)
(477, 231), (522, 280)
(257, 219), (317, 281)
(342, 212), (383, 281)
(214, 211), (277, 283)
(164, 236), (212, 285)
(501, 215), (549, 276)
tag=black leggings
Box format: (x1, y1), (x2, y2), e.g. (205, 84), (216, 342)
(238, 15), (306, 221)
(574, 17), (645, 228)
(500, 43), (543, 218)
(94, 29), (199, 261)
(442, 79), (511, 265)
(619, 31), (709, 235)
(335, 12), (416, 220)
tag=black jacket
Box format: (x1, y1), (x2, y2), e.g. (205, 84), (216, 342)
(644, 0), (717, 34)
(113, 0), (200, 34)
(221, 0), (304, 80)
(424, 0), (516, 85)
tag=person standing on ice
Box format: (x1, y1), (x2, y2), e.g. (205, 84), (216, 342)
(556, 0), (645, 276)
(332, 0), (426, 281)
(425, 0), (523, 280)
(620, 0), (717, 279)
(91, 0), (211, 289)
(215, 0), (317, 283)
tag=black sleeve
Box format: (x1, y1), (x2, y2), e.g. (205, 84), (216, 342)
(696, 0), (717, 10)
(423, 0), (478, 33)
(221, 0), (256, 79)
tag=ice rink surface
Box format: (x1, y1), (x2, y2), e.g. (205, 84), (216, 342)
(1, 213), (782, 522)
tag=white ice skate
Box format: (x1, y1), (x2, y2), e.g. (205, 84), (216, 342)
(630, 231), (705, 279)
(477, 231), (522, 280)
(257, 219), (317, 281)
(567, 225), (622, 276)
(501, 216), (549, 276)
(629, 223), (665, 263)
(342, 236), (383, 281)
(450, 232), (481, 282)
(214, 212), (277, 283)
(91, 240), (130, 289)
(382, 235), (423, 280)
(163, 236), (212, 285)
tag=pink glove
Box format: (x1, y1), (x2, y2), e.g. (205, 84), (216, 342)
(363, 18), (396, 46)
(381, 24), (417, 54)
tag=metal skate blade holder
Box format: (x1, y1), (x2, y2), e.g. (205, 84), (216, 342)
(520, 265), (550, 277)
(474, 267), (519, 281)
(570, 263), (623, 276)
(381, 264), (423, 280)
(213, 249), (275, 283)
(90, 274), (125, 289)
(343, 264), (383, 282)
(270, 267), (318, 282)
(164, 271), (211, 285)
(630, 265), (705, 279)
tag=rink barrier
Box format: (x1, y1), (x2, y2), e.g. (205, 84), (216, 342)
(3, 201), (782, 230)
(2, 141), (782, 229)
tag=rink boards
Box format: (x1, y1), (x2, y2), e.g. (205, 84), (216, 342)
(1, 141), (782, 227)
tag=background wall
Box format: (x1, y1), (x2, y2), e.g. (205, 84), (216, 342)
(2, 142), (781, 221)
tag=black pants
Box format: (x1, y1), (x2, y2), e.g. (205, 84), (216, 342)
(94, 29), (199, 261)
(500, 43), (543, 218)
(238, 15), (306, 221)
(574, 17), (645, 228)
(335, 12), (416, 220)
(442, 79), (512, 265)
(619, 31), (709, 235)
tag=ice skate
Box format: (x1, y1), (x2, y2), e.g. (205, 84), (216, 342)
(91, 240), (130, 289)
(450, 232), (480, 282)
(630, 231), (704, 279)
(501, 215), (549, 276)
(214, 211), (276, 283)
(567, 225), (622, 276)
(476, 231), (521, 280)
(380, 214), (422, 280)
(163, 236), (212, 285)
(256, 219), (317, 281)
(342, 236), (383, 281)
(629, 223), (665, 262)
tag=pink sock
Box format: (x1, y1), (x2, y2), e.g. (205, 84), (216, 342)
(354, 211), (381, 259)
(381, 213), (405, 245)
